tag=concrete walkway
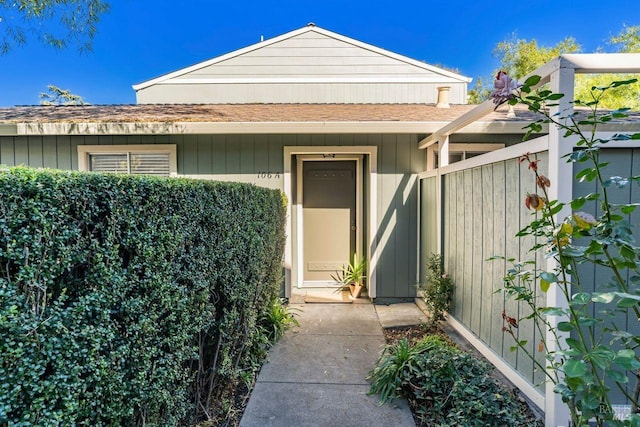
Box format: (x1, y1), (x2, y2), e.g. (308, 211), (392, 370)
(240, 303), (423, 427)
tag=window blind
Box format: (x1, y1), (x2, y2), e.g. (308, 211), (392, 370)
(89, 152), (171, 176)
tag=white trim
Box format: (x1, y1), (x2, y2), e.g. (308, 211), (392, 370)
(77, 144), (177, 176)
(436, 136), (548, 175)
(417, 169), (438, 180)
(416, 174), (423, 285)
(295, 154), (363, 288)
(560, 53), (640, 74)
(284, 146), (378, 299)
(419, 101), (497, 149)
(447, 143), (506, 152)
(14, 120), (623, 137)
(439, 135), (450, 168)
(447, 315), (546, 410)
(133, 25), (471, 91)
(543, 65), (574, 427)
(156, 77), (467, 84)
(12, 121), (452, 136)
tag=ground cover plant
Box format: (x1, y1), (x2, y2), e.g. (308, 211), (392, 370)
(0, 167), (287, 426)
(370, 325), (542, 427)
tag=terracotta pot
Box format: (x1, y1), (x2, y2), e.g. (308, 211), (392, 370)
(349, 283), (363, 299)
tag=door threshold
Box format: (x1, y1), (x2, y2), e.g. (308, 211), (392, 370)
(290, 288), (371, 304)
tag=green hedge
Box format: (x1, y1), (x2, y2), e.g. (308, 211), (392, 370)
(0, 167), (286, 426)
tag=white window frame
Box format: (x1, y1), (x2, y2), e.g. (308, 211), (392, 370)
(77, 145), (178, 176)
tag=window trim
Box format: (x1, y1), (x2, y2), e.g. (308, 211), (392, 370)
(77, 145), (178, 176)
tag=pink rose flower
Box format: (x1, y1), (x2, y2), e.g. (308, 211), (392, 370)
(490, 71), (521, 106)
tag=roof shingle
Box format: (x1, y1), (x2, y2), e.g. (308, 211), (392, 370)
(0, 103), (541, 124)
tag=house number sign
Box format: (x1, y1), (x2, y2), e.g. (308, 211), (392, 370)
(257, 171), (281, 179)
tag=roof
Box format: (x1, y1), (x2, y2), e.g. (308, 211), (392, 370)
(0, 103), (536, 123)
(0, 103), (636, 137)
(0, 103), (539, 136)
(132, 24), (472, 92)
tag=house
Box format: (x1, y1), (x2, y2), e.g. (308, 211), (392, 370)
(1, 23), (638, 425)
(0, 24), (529, 305)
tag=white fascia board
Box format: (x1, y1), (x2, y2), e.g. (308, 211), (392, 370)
(161, 76), (466, 84)
(562, 53), (640, 74)
(11, 121), (452, 136)
(521, 53), (640, 88)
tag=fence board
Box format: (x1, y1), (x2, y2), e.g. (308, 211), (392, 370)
(480, 164), (494, 344)
(490, 162), (507, 353)
(503, 158), (521, 367)
(471, 167), (483, 335)
(517, 153), (537, 383)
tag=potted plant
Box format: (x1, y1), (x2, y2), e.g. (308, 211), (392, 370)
(332, 254), (367, 299)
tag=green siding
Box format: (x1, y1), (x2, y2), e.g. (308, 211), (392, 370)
(443, 151), (549, 387)
(419, 176), (438, 284)
(573, 148), (640, 405)
(3, 132), (424, 300)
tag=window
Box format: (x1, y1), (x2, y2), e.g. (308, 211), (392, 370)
(77, 145), (177, 176)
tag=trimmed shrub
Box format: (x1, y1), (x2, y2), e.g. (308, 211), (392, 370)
(0, 167), (286, 426)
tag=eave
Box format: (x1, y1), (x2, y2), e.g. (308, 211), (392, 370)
(0, 119), (558, 137)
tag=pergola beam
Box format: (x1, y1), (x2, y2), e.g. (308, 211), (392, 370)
(420, 54), (640, 151)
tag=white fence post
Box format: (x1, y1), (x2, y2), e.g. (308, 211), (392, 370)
(544, 65), (574, 427)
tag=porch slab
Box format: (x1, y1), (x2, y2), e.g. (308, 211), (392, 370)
(239, 382), (414, 427)
(375, 302), (428, 328)
(291, 303), (384, 336)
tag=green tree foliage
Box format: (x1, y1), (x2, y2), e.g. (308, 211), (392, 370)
(470, 26), (640, 109)
(0, 0), (110, 53)
(496, 34), (581, 79)
(574, 25), (640, 110)
(39, 85), (86, 105)
(610, 25), (640, 53)
(469, 35), (580, 104)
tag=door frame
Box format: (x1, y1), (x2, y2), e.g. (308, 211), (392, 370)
(284, 146), (378, 298)
(297, 155), (363, 287)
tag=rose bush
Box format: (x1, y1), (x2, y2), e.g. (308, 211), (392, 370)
(494, 71), (640, 426)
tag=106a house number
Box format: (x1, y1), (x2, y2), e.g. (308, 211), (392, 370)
(257, 171), (281, 179)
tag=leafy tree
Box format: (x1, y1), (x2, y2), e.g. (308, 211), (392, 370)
(39, 85), (86, 105)
(574, 26), (640, 110)
(495, 34), (581, 79)
(469, 35), (580, 104)
(0, 0), (110, 53)
(468, 76), (492, 104)
(471, 26), (640, 109)
(610, 25), (640, 53)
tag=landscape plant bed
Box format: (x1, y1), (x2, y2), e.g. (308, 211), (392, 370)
(378, 324), (544, 427)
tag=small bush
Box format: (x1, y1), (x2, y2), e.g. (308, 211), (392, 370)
(421, 254), (454, 325)
(369, 335), (541, 427)
(259, 297), (300, 342)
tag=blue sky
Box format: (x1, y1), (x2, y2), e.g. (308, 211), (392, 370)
(0, 0), (638, 106)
